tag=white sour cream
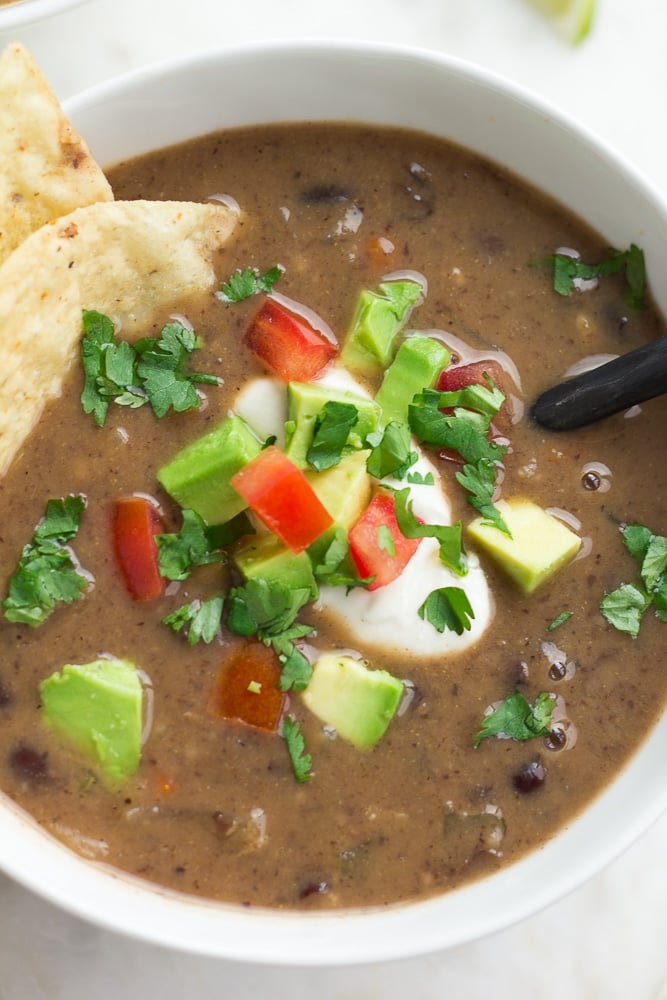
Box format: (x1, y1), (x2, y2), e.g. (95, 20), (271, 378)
(233, 367), (493, 660)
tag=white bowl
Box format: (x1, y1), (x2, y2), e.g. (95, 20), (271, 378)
(0, 0), (89, 30)
(1, 41), (665, 965)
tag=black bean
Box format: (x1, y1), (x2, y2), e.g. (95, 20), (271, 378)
(512, 760), (545, 794)
(9, 744), (50, 783)
(298, 879), (330, 900)
(299, 184), (350, 204)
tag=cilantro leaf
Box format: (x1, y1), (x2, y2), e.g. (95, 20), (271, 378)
(600, 583), (651, 637)
(408, 391), (506, 465)
(547, 611), (573, 632)
(155, 509), (224, 581)
(456, 459), (511, 536)
(392, 487), (467, 576)
(226, 578), (312, 639)
(418, 587), (474, 634)
(365, 421), (415, 480)
(80, 312), (217, 425)
(306, 401), (359, 472)
(281, 715), (312, 783)
(217, 265), (283, 303)
(537, 244), (646, 309)
(601, 522), (667, 635)
(270, 632), (314, 693)
(135, 323), (218, 419)
(162, 595), (224, 644)
(474, 691), (555, 748)
(2, 496), (88, 626)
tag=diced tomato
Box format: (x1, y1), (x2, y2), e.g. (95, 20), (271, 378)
(348, 492), (421, 591)
(243, 297), (338, 381)
(436, 359), (507, 395)
(112, 496), (164, 601)
(208, 641), (287, 732)
(230, 445), (333, 553)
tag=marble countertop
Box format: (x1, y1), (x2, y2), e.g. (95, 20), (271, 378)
(0, 0), (666, 996)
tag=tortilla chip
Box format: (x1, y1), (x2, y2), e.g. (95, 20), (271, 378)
(0, 199), (238, 478)
(0, 42), (113, 266)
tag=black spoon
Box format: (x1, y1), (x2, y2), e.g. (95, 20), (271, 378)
(530, 336), (667, 431)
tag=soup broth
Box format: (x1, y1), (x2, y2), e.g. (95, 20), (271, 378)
(0, 123), (665, 909)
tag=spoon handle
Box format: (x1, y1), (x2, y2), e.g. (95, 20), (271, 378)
(530, 336), (667, 431)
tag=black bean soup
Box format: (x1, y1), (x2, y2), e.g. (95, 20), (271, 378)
(0, 123), (665, 910)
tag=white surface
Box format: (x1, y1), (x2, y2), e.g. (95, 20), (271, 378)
(0, 1), (666, 997)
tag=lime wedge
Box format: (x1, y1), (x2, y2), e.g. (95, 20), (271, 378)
(526, 0), (597, 44)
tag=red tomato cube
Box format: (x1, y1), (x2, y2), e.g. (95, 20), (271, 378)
(230, 445), (333, 553)
(244, 297), (338, 382)
(348, 492), (421, 590)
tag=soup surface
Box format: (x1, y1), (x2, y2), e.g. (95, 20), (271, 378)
(0, 123), (665, 910)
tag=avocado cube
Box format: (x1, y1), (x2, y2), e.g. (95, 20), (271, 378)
(302, 653), (403, 749)
(466, 497), (581, 593)
(233, 532), (318, 601)
(340, 279), (423, 376)
(39, 657), (143, 783)
(157, 414), (262, 525)
(284, 381), (381, 469)
(306, 450), (372, 530)
(375, 335), (450, 425)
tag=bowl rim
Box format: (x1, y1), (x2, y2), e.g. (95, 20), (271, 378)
(2, 38), (665, 966)
(0, 0), (89, 30)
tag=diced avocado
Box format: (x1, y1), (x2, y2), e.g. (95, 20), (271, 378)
(39, 657), (143, 783)
(157, 413), (262, 525)
(233, 532), (318, 600)
(306, 450), (372, 530)
(284, 381), (381, 469)
(340, 279), (423, 376)
(375, 335), (450, 425)
(301, 653), (403, 749)
(466, 497), (581, 593)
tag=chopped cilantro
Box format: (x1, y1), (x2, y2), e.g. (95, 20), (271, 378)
(80, 310), (217, 426)
(418, 587), (474, 635)
(281, 715), (312, 783)
(600, 522), (667, 636)
(2, 496), (88, 626)
(217, 265), (283, 302)
(456, 459), (511, 536)
(365, 421), (416, 480)
(407, 469), (434, 486)
(307, 401), (359, 472)
(377, 524), (396, 557)
(392, 488), (467, 576)
(474, 691), (555, 749)
(226, 579), (315, 693)
(134, 323), (218, 419)
(162, 595), (224, 644)
(155, 509), (224, 581)
(547, 610), (573, 632)
(537, 244), (646, 309)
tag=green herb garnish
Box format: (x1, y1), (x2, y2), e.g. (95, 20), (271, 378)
(2, 495), (88, 626)
(600, 522), (667, 635)
(281, 715), (312, 783)
(538, 244), (646, 309)
(217, 265), (283, 302)
(365, 421), (416, 480)
(392, 487), (467, 576)
(307, 401), (359, 472)
(547, 610), (573, 632)
(474, 691), (555, 748)
(80, 310), (217, 426)
(155, 509), (224, 581)
(456, 459), (511, 536)
(418, 586), (474, 635)
(162, 595), (224, 644)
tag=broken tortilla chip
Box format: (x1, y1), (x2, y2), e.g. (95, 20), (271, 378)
(0, 198), (238, 478)
(0, 42), (113, 266)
